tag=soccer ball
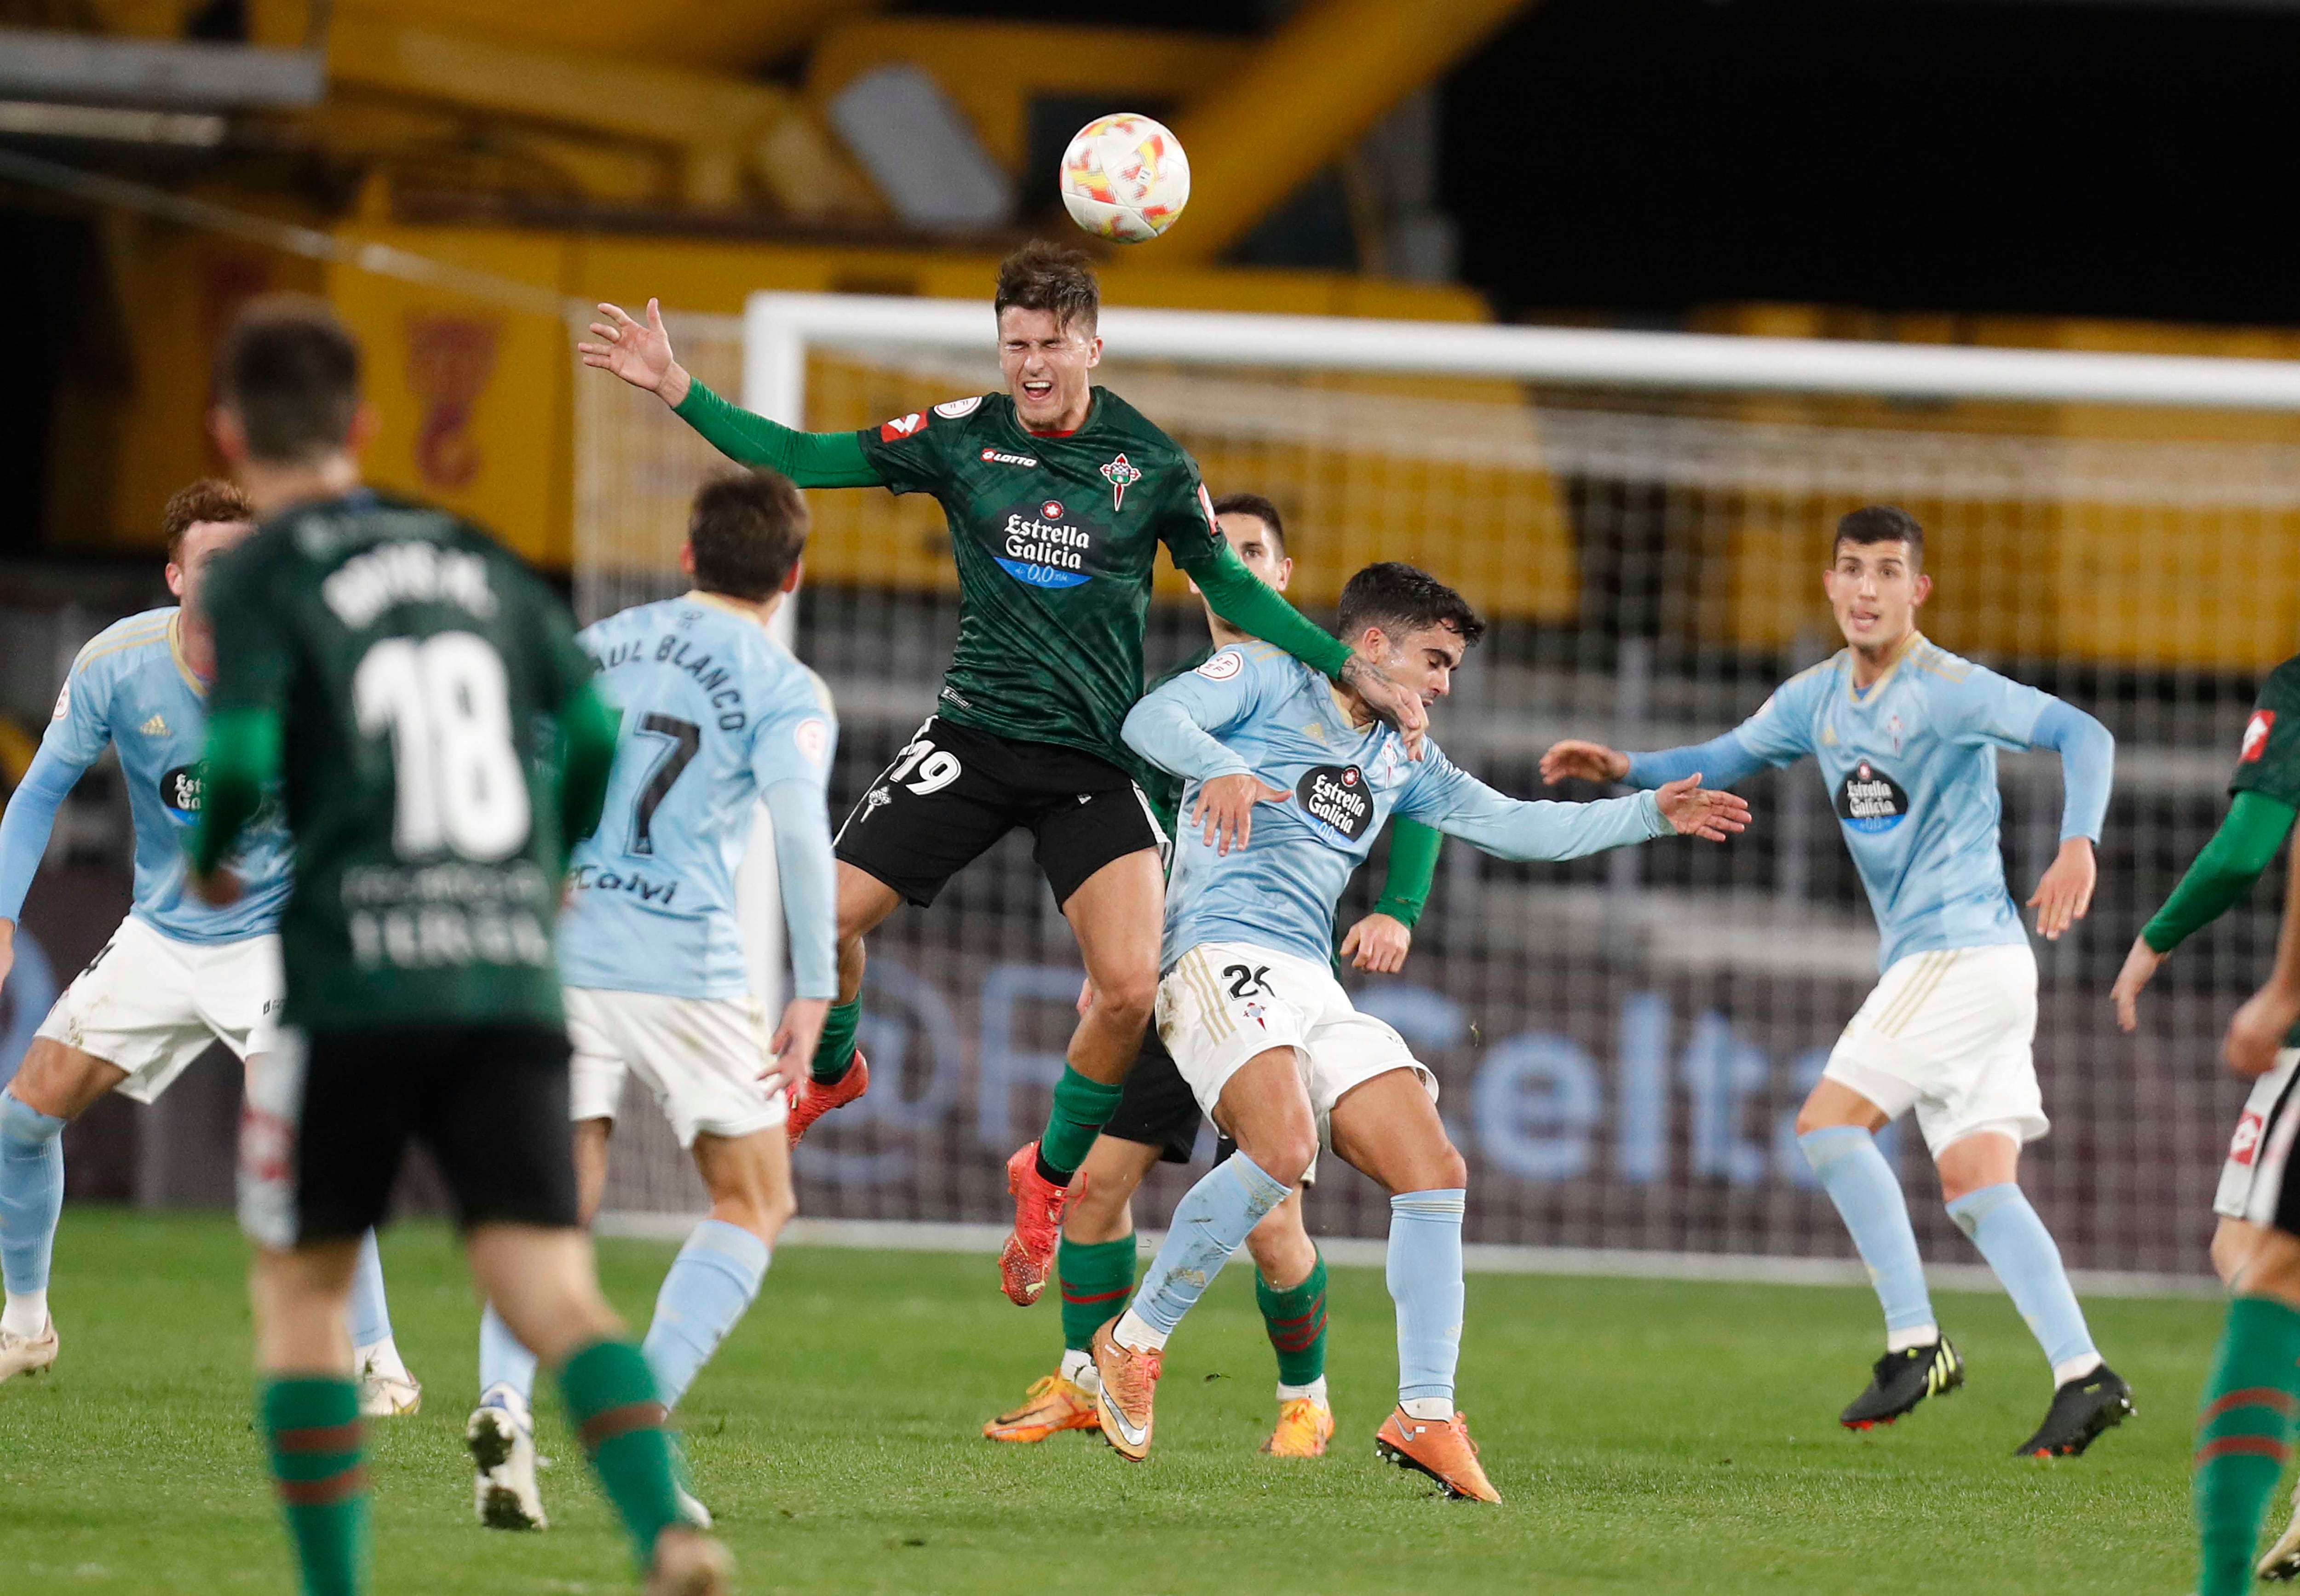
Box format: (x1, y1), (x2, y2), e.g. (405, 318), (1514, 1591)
(1058, 114), (1190, 244)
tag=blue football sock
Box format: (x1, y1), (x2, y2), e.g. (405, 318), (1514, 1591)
(1799, 1126), (1936, 1339)
(1121, 1151), (1290, 1346)
(348, 1229), (392, 1349)
(1947, 1181), (2099, 1378)
(641, 1219), (770, 1412)
(1389, 1189), (1467, 1413)
(478, 1302), (539, 1408)
(0, 1090), (65, 1307)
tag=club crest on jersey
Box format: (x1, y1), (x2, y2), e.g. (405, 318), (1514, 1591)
(1296, 763), (1374, 847)
(1834, 759), (1909, 833)
(996, 500), (1095, 589)
(2243, 709), (2277, 763)
(935, 396), (983, 419)
(1101, 453), (1142, 511)
(981, 447), (1039, 467)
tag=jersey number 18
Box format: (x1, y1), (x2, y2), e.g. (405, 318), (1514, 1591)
(353, 631), (532, 862)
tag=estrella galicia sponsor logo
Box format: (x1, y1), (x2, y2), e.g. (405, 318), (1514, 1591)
(161, 763), (203, 816)
(1296, 763), (1374, 846)
(1834, 759), (1909, 832)
(994, 499), (1098, 589)
(980, 447), (1038, 467)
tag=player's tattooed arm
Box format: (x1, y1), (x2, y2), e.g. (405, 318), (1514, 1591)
(579, 299), (884, 488)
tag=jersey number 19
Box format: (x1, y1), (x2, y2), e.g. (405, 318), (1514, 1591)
(353, 631), (531, 862)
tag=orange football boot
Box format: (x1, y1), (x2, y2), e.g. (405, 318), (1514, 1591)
(787, 1050), (869, 1145)
(982, 1373), (1100, 1443)
(997, 1141), (1067, 1305)
(1261, 1395), (1334, 1458)
(1374, 1407), (1501, 1502)
(1090, 1317), (1163, 1462)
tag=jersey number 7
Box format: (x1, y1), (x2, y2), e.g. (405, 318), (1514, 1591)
(628, 713), (702, 856)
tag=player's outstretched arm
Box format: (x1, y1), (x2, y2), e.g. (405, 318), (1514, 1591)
(2114, 790), (2297, 1032)
(2228, 826), (2300, 1076)
(764, 780), (838, 1090)
(1542, 728), (1771, 794)
(187, 704), (279, 903)
(2021, 699), (2115, 942)
(0, 744), (91, 987)
(578, 300), (886, 489)
(1410, 758), (1748, 863)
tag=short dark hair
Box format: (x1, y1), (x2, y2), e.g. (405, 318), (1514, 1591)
(161, 477), (254, 557)
(213, 295), (362, 465)
(1834, 504), (1924, 565)
(994, 240), (1099, 335)
(1336, 562), (1486, 649)
(688, 470), (808, 601)
(1210, 491), (1286, 558)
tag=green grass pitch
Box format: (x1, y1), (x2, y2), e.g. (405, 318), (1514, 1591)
(0, 1208), (2235, 1594)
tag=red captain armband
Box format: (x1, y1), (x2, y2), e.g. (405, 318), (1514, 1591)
(2242, 709), (2276, 763)
(878, 411), (928, 442)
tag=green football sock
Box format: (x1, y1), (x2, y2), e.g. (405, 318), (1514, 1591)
(259, 1376), (369, 1596)
(2196, 1295), (2300, 1596)
(1058, 1235), (1138, 1354)
(1037, 1067), (1124, 1182)
(560, 1339), (684, 1567)
(1257, 1249), (1329, 1388)
(811, 997), (861, 1084)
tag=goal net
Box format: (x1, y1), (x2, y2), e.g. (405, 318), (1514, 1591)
(575, 296), (2300, 1278)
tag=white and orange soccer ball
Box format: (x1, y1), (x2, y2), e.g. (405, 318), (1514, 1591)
(1058, 114), (1190, 244)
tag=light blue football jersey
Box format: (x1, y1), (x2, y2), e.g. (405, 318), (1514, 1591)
(557, 594), (837, 1001)
(40, 608), (291, 942)
(1126, 643), (1667, 969)
(1706, 634), (2052, 971)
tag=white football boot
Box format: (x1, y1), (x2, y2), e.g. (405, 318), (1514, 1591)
(356, 1340), (422, 1417)
(468, 1388), (548, 1531)
(2259, 1480), (2300, 1580)
(0, 1317), (58, 1383)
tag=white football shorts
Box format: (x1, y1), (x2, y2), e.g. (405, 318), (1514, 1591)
(1156, 941), (1435, 1145)
(2214, 1047), (2300, 1227)
(1822, 942), (2046, 1156)
(34, 913), (283, 1101)
(564, 987), (788, 1147)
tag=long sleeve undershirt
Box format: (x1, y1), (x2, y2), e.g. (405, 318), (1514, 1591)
(0, 744), (87, 921)
(2142, 789), (2300, 953)
(764, 778), (839, 1000)
(672, 379), (887, 488)
(1373, 818), (1443, 928)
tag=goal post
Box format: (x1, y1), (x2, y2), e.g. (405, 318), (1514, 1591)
(577, 291), (2300, 1279)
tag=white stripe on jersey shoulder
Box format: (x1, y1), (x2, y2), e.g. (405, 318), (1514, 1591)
(70, 607), (176, 676)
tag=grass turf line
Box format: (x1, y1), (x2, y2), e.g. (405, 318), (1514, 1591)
(0, 1207), (2228, 1594)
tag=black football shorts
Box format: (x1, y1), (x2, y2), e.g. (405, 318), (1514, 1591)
(835, 714), (1166, 909)
(239, 1022), (581, 1248)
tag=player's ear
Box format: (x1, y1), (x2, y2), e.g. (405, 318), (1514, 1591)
(678, 542), (696, 578)
(1086, 333), (1103, 368)
(1275, 556), (1294, 590)
(1911, 570), (1932, 608)
(781, 557), (804, 596)
(209, 404), (247, 466)
(164, 560), (186, 599)
(346, 401), (380, 455)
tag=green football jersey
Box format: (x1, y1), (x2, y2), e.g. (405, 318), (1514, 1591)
(2231, 656), (2300, 809)
(856, 388), (1228, 769)
(204, 491), (596, 1033)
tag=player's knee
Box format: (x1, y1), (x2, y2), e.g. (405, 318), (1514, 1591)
(1428, 1137), (1468, 1192)
(1239, 1125), (1316, 1189)
(2212, 1219), (2261, 1287)
(1091, 972), (1157, 1030)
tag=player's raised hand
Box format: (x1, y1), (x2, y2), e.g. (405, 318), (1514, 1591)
(1340, 656), (1427, 760)
(2109, 933), (2165, 1033)
(2026, 837), (2097, 942)
(1340, 912), (1412, 974)
(1654, 774), (1750, 842)
(2227, 981), (2300, 1077)
(766, 995), (831, 1096)
(1541, 739), (1631, 786)
(578, 298), (690, 407)
(1191, 771), (1290, 855)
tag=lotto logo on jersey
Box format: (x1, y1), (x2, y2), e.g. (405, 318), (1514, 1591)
(995, 499), (1098, 589)
(1834, 759), (1910, 833)
(2242, 710), (2277, 763)
(980, 447), (1039, 467)
(2233, 1109), (2267, 1166)
(879, 412), (926, 441)
(1296, 763), (1374, 847)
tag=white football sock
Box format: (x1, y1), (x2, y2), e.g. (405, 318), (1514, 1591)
(1885, 1323), (1940, 1354)
(1277, 1376), (1327, 1405)
(1059, 1348), (1098, 1393)
(1113, 1306), (1168, 1353)
(2053, 1351), (2104, 1386)
(2, 1289), (47, 1339)
(356, 1334), (409, 1382)
(480, 1380), (533, 1428)
(1401, 1395), (1453, 1422)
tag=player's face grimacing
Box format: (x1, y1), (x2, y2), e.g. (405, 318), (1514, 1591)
(167, 518), (258, 625)
(1357, 621), (1467, 707)
(1822, 538), (1932, 655)
(997, 306), (1102, 432)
